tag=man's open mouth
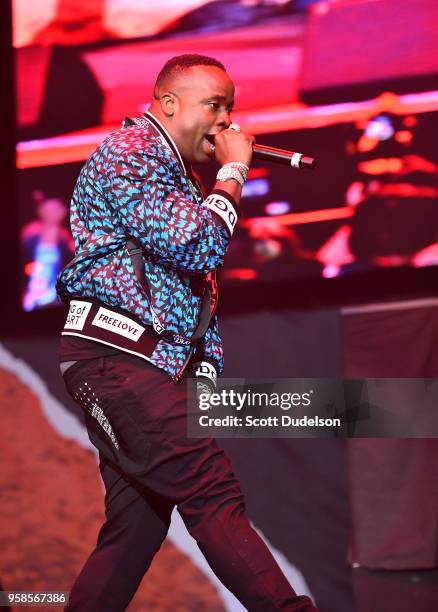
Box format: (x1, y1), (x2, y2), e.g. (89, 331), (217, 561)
(203, 134), (216, 152)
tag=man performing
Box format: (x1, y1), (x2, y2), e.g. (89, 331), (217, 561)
(57, 54), (317, 611)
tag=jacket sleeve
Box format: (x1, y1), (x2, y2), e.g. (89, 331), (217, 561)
(104, 148), (240, 275)
(188, 314), (224, 383)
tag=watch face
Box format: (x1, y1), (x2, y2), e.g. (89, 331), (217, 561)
(221, 168), (233, 180)
(218, 167), (235, 181)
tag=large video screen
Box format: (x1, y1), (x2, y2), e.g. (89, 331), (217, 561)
(219, 108), (438, 284)
(13, 0), (438, 310)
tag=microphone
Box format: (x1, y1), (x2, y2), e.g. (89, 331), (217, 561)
(251, 143), (315, 169)
(206, 135), (315, 169)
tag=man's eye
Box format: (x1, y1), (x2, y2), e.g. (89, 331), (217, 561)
(208, 102), (220, 110)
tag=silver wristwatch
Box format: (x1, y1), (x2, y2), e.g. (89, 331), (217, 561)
(216, 165), (245, 187)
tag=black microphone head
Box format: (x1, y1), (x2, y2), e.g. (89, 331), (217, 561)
(300, 156), (316, 169)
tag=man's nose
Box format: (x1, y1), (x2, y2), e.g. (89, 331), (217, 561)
(217, 109), (231, 129)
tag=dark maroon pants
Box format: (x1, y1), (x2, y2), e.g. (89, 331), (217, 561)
(62, 352), (317, 611)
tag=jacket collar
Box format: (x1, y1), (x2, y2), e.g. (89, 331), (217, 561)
(143, 111), (188, 177)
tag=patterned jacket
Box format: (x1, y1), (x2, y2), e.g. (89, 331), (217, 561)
(57, 112), (240, 381)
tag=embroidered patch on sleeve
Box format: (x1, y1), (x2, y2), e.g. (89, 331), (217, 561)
(202, 193), (238, 235)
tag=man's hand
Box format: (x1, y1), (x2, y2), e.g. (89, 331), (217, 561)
(214, 129), (255, 167)
(196, 379), (214, 400)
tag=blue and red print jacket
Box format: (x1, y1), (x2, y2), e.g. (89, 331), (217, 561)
(57, 112), (240, 381)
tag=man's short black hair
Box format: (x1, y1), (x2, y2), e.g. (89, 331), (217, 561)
(154, 54), (226, 99)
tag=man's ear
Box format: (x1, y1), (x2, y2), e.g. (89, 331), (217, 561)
(160, 92), (177, 117)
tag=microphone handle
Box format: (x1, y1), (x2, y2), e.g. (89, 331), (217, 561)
(252, 144), (315, 169)
(206, 135), (315, 169)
